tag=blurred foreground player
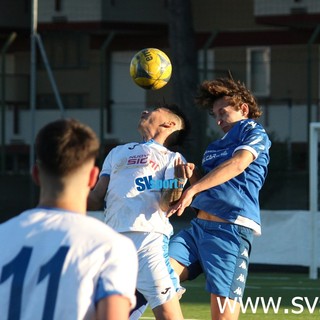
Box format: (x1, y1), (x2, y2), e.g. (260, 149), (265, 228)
(0, 119), (138, 320)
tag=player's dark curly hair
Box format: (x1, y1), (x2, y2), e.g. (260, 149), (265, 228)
(195, 78), (262, 119)
(153, 103), (190, 147)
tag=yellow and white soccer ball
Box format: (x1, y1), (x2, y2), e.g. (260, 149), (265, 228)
(129, 48), (172, 90)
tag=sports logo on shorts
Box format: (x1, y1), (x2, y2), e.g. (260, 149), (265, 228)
(233, 287), (242, 296)
(161, 287), (171, 295)
(241, 249), (249, 257)
(236, 274), (245, 283)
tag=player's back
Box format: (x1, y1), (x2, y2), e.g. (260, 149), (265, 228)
(0, 208), (138, 320)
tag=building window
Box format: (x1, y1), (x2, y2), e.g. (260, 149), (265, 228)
(41, 33), (88, 69)
(198, 49), (215, 81)
(37, 93), (88, 109)
(246, 47), (270, 97)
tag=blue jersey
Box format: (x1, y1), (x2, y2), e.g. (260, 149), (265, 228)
(192, 119), (271, 234)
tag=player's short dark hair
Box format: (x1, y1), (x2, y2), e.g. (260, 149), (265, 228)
(154, 103), (190, 147)
(35, 118), (99, 176)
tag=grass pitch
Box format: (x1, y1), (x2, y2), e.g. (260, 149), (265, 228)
(141, 271), (320, 320)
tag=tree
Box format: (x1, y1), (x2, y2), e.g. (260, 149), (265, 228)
(168, 0), (206, 166)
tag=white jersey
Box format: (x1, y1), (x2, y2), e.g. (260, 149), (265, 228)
(100, 140), (185, 237)
(0, 208), (138, 320)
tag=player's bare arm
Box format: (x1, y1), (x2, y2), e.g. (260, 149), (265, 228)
(87, 175), (110, 210)
(167, 149), (254, 217)
(97, 295), (131, 320)
(159, 158), (194, 211)
(188, 165), (202, 185)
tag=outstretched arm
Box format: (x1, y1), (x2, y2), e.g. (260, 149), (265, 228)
(167, 149), (254, 217)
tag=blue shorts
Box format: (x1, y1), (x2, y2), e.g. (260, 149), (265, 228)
(169, 218), (254, 299)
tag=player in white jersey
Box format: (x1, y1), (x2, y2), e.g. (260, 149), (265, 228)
(88, 104), (193, 320)
(0, 119), (138, 320)
(100, 140), (182, 237)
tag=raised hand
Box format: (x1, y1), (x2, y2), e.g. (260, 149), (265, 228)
(174, 158), (195, 180)
(167, 186), (196, 218)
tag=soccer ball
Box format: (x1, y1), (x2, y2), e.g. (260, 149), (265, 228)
(129, 48), (172, 90)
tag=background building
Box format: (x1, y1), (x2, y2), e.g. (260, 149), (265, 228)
(1, 0), (319, 218)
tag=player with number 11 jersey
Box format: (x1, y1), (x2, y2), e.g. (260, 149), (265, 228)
(0, 208), (137, 320)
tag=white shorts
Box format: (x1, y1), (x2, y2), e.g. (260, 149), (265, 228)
(123, 231), (184, 309)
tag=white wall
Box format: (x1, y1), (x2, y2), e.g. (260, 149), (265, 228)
(88, 210), (320, 269)
(2, 49), (316, 146)
(2, 51), (147, 145)
(4, 109), (100, 145)
(206, 103), (314, 143)
(251, 210), (319, 267)
(110, 51), (146, 143)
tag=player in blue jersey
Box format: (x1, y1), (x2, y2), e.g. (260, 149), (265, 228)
(168, 78), (271, 320)
(0, 119), (138, 320)
(88, 104), (192, 320)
